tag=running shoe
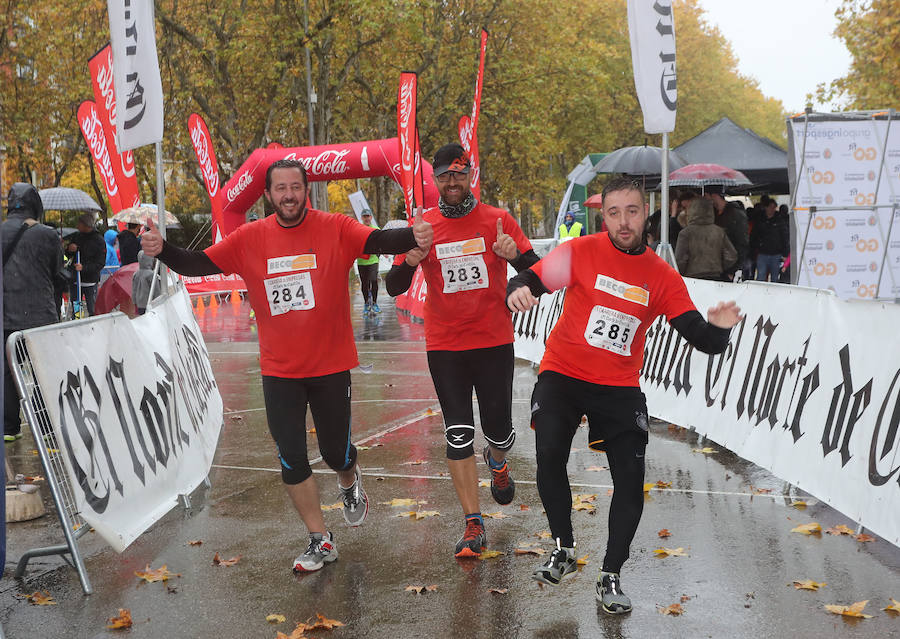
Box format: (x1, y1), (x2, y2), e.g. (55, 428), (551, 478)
(363, 303), (371, 316)
(292, 532), (338, 572)
(454, 519), (486, 558)
(3, 433), (22, 443)
(482, 445), (515, 505)
(597, 571), (632, 614)
(531, 544), (577, 585)
(338, 466), (369, 527)
(372, 303), (381, 313)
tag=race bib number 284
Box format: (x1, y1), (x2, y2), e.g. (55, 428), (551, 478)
(265, 272), (315, 316)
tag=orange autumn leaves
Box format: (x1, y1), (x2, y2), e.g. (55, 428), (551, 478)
(274, 614), (345, 639)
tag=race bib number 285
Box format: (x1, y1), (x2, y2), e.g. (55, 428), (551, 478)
(584, 305), (640, 355)
(265, 272), (315, 316)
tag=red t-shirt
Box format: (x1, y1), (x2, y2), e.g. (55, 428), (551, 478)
(395, 202), (532, 351)
(205, 210), (374, 378)
(531, 232), (696, 386)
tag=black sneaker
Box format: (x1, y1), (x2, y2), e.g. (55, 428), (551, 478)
(531, 543), (577, 585)
(597, 571), (632, 614)
(482, 445), (515, 505)
(454, 519), (486, 558)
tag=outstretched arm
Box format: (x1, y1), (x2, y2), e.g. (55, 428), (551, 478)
(142, 219), (222, 276)
(669, 301), (742, 354)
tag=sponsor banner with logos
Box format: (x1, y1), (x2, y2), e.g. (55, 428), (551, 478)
(180, 273), (246, 295)
(457, 29), (488, 200)
(188, 113), (225, 242)
(397, 72), (420, 219)
(87, 44), (141, 212)
(21, 283), (223, 552)
(789, 118), (900, 299)
(513, 277), (900, 546)
(78, 100), (123, 213)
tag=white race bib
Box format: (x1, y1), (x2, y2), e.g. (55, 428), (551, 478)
(440, 254), (489, 293)
(265, 272), (315, 316)
(584, 305), (640, 355)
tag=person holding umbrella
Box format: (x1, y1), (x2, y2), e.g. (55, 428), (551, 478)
(64, 213), (106, 316)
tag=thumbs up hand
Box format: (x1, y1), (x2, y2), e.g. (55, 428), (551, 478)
(492, 217), (518, 260)
(412, 207), (433, 251)
(141, 218), (164, 257)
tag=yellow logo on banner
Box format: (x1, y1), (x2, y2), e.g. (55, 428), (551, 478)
(811, 171), (835, 184)
(813, 216), (836, 230)
(814, 262), (837, 276)
(853, 147), (877, 161)
(854, 193), (875, 206)
(856, 239), (879, 252)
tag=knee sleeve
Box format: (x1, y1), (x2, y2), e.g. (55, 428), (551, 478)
(484, 428), (516, 451)
(445, 423), (475, 460)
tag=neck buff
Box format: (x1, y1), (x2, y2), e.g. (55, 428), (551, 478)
(439, 192), (477, 218)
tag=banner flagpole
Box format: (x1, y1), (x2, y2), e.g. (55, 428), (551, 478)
(660, 131), (671, 263)
(155, 141), (168, 294)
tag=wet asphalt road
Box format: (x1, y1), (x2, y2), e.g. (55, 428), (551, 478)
(1, 291), (898, 639)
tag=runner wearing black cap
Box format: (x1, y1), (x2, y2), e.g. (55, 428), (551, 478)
(386, 143), (540, 558)
(506, 177), (742, 613)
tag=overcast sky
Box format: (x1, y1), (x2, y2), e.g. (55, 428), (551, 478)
(694, 0), (852, 113)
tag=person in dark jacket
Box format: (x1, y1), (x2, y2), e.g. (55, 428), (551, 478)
(64, 212), (106, 316)
(751, 199), (790, 282)
(117, 223), (142, 265)
(705, 188), (749, 281)
(675, 198), (737, 280)
(2, 183), (64, 440)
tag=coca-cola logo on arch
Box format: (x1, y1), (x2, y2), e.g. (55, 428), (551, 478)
(226, 171), (253, 203)
(285, 149), (352, 177)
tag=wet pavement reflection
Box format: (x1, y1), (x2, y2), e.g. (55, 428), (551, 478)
(1, 289), (898, 638)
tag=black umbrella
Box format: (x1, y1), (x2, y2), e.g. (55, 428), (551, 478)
(593, 145), (688, 176)
(38, 187), (102, 212)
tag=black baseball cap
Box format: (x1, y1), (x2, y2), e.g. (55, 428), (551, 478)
(432, 143), (470, 177)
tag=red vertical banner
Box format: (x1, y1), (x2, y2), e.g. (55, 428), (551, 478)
(78, 100), (123, 213)
(458, 116), (481, 201)
(471, 29), (488, 131)
(188, 113), (225, 243)
(87, 44), (140, 211)
(397, 71), (418, 220)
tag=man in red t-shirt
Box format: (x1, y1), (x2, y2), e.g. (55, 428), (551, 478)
(386, 143), (540, 558)
(142, 159), (432, 573)
(507, 177), (741, 614)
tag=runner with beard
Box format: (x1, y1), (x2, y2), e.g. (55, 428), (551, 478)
(142, 159), (433, 573)
(506, 177), (741, 613)
(386, 143), (539, 558)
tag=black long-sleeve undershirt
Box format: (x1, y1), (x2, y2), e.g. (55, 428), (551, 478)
(386, 248), (540, 297)
(155, 226), (417, 277)
(506, 269), (731, 354)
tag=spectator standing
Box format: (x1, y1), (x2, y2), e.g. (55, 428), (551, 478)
(751, 199), (790, 282)
(117, 223), (141, 265)
(64, 213), (106, 316)
(674, 198), (737, 280)
(705, 188), (748, 281)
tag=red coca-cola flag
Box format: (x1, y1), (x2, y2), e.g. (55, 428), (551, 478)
(78, 100), (123, 213)
(458, 116), (482, 201)
(471, 29), (488, 132)
(397, 72), (418, 220)
(188, 113), (225, 243)
(87, 44), (141, 211)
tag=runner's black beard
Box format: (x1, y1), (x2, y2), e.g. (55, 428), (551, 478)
(439, 192), (477, 218)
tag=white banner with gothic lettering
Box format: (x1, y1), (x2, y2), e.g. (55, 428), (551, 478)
(23, 283), (223, 552)
(513, 278), (900, 546)
(627, 0), (677, 134)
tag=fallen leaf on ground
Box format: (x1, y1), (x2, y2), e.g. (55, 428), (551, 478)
(536, 531), (552, 539)
(266, 614), (286, 624)
(750, 486), (773, 495)
(519, 504), (530, 511)
(825, 600), (872, 618)
(135, 565), (180, 583)
(488, 588), (508, 594)
(355, 443), (383, 451)
(301, 614), (346, 631)
(586, 465), (608, 472)
(643, 483), (655, 493)
(606, 489), (614, 496)
(483, 512), (508, 519)
(321, 502), (343, 511)
(424, 408), (436, 416)
(25, 591), (56, 605)
(573, 493), (597, 503)
(396, 510), (440, 520)
(792, 501), (808, 509)
(692, 447), (717, 454)
(793, 579), (826, 591)
(402, 459), (426, 466)
(854, 533), (875, 543)
(572, 502), (596, 513)
(478, 480), (490, 488)
(230, 415), (243, 421)
(791, 522), (822, 535)
(307, 427), (316, 434)
(655, 480), (672, 489)
(212, 552), (241, 567)
(658, 529), (672, 538)
(659, 603), (684, 616)
(883, 598), (900, 613)
(106, 609), (133, 629)
(187, 540), (203, 546)
(514, 547), (546, 556)
(680, 595), (691, 603)
(653, 547), (688, 557)
(576, 554), (589, 565)
(825, 524), (854, 536)
(405, 585), (438, 594)
(478, 550), (504, 559)
(378, 498), (425, 507)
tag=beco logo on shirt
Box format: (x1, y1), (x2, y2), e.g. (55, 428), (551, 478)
(594, 274), (649, 306)
(267, 254), (317, 274)
(435, 237), (486, 260)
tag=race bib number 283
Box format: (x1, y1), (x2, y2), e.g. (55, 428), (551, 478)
(583, 305), (640, 355)
(265, 272), (315, 316)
